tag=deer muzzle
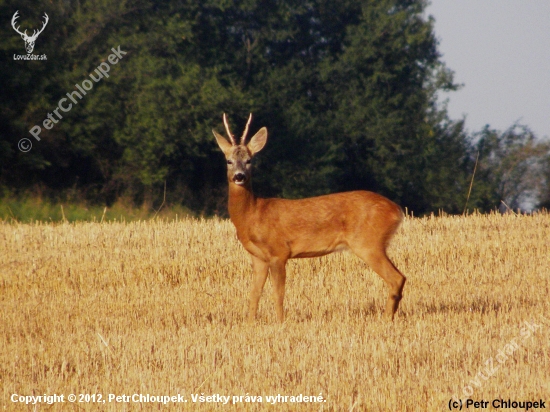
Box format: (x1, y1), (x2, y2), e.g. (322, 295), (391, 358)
(233, 173), (246, 184)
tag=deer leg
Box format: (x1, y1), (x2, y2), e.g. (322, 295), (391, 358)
(354, 248), (406, 320)
(269, 258), (287, 323)
(248, 255), (269, 323)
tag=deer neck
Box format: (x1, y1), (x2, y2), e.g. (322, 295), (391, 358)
(228, 181), (256, 228)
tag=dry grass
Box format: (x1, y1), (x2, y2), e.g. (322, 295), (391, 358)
(1, 212), (549, 411)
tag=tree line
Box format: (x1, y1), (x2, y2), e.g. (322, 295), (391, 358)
(1, 0), (549, 216)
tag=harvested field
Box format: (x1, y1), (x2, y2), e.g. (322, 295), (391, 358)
(1, 213), (549, 410)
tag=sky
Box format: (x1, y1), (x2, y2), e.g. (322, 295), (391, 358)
(426, 1), (550, 140)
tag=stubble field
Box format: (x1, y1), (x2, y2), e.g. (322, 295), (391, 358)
(1, 212), (549, 411)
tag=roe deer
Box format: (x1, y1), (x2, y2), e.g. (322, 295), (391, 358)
(213, 113), (406, 323)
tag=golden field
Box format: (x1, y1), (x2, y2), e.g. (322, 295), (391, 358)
(1, 212), (549, 411)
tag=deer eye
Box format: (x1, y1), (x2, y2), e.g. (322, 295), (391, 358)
(246, 159), (251, 164)
(227, 160), (233, 165)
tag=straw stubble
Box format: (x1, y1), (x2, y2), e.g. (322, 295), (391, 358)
(1, 213), (549, 410)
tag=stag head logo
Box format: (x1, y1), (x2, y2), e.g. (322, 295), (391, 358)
(11, 11), (49, 54)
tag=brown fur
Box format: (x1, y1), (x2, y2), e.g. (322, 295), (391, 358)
(213, 115), (406, 323)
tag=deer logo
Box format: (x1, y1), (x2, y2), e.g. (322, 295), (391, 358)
(11, 11), (49, 54)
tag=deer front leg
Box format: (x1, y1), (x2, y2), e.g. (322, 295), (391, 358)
(248, 255), (269, 323)
(269, 258), (287, 323)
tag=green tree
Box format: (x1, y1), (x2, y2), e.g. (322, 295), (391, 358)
(471, 124), (549, 211)
(0, 0), (519, 216)
(539, 156), (550, 210)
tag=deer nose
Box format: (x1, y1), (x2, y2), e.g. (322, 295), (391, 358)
(233, 173), (246, 183)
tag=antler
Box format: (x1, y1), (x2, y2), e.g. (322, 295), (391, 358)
(222, 113), (237, 146)
(11, 11), (48, 40)
(240, 113), (253, 145)
(31, 13), (49, 40)
(11, 11), (27, 37)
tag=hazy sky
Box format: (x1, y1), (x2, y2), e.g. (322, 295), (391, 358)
(426, 1), (550, 139)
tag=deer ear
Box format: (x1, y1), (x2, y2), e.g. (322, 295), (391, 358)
(213, 130), (233, 155)
(247, 127), (267, 156)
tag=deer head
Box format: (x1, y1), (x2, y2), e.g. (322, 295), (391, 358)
(213, 113), (267, 186)
(12, 11), (49, 54)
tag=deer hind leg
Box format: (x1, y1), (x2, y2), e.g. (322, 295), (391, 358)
(248, 255), (269, 323)
(269, 258), (287, 323)
(353, 247), (406, 320)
